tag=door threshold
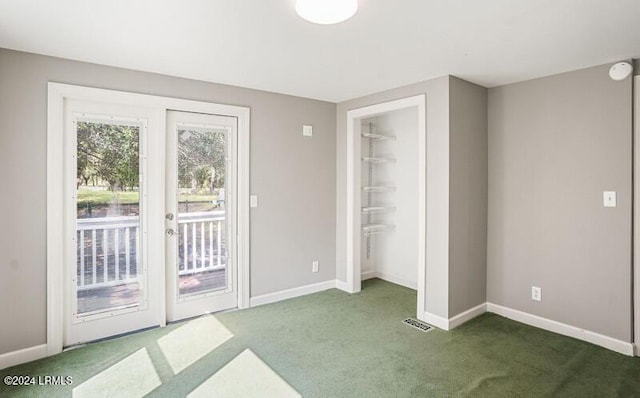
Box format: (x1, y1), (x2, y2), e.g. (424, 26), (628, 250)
(63, 324), (161, 351)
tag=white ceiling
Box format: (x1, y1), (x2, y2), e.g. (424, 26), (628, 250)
(1, 0), (639, 102)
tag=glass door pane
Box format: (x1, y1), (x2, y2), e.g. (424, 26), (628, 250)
(75, 120), (143, 315)
(176, 126), (228, 297)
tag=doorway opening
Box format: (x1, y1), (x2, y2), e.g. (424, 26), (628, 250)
(345, 95), (426, 318)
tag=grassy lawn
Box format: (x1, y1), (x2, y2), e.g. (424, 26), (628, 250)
(178, 193), (218, 203)
(78, 188), (217, 206)
(77, 189), (139, 206)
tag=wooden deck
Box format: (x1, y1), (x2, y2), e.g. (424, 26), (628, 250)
(77, 269), (227, 314)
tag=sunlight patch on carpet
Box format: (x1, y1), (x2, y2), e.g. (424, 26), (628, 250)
(187, 349), (301, 398)
(158, 315), (233, 375)
(72, 348), (161, 398)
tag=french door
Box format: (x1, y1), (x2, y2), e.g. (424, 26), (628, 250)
(165, 111), (238, 321)
(63, 101), (239, 346)
(63, 100), (163, 346)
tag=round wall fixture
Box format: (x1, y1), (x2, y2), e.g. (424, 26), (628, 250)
(609, 62), (633, 81)
(296, 0), (358, 24)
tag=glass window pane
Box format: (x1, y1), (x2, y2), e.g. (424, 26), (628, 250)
(76, 121), (142, 315)
(176, 127), (227, 297)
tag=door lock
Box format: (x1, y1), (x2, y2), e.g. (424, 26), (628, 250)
(165, 213), (174, 220)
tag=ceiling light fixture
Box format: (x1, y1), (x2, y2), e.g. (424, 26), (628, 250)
(295, 0), (358, 25)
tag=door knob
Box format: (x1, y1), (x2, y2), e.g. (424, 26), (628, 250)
(166, 228), (176, 236)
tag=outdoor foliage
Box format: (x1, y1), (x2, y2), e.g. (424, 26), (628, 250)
(77, 122), (140, 191)
(76, 123), (226, 194)
(178, 129), (226, 192)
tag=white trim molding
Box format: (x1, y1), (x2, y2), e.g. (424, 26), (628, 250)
(249, 280), (338, 307)
(487, 303), (634, 356)
(361, 270), (377, 281)
(422, 311), (450, 330)
(449, 303), (488, 329)
(422, 302), (487, 331)
(361, 272), (417, 290)
(0, 344), (47, 371)
(335, 280), (349, 292)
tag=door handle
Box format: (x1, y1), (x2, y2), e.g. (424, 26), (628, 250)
(166, 228), (176, 236)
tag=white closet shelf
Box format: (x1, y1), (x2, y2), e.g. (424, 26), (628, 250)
(361, 132), (396, 140)
(361, 156), (396, 163)
(362, 186), (396, 193)
(362, 224), (395, 236)
(362, 206), (396, 214)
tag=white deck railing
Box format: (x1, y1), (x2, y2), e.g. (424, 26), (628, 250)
(76, 210), (225, 290)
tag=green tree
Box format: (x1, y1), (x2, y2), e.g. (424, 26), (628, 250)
(77, 122), (140, 191)
(178, 129), (226, 192)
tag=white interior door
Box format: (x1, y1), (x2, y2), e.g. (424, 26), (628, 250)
(165, 111), (238, 322)
(63, 100), (164, 346)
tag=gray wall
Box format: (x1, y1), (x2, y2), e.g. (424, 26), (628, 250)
(0, 48), (336, 355)
(448, 77), (488, 317)
(487, 63), (632, 342)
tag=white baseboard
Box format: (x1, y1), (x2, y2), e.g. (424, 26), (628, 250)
(361, 270), (377, 281)
(361, 271), (417, 290)
(422, 302), (487, 331)
(487, 303), (634, 356)
(374, 271), (417, 290)
(249, 280), (337, 307)
(0, 344), (47, 370)
(449, 303), (488, 329)
(421, 311), (450, 330)
(335, 280), (349, 292)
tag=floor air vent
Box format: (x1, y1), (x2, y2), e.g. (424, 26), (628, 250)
(402, 318), (433, 333)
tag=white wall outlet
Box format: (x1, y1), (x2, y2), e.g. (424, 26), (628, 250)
(250, 195), (258, 208)
(531, 286), (541, 302)
(312, 260), (319, 273)
(603, 191), (616, 207)
(303, 124), (313, 137)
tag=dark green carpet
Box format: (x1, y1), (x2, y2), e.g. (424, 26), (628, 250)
(2, 279), (639, 397)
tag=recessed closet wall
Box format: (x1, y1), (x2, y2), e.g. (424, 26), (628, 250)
(360, 107), (419, 289)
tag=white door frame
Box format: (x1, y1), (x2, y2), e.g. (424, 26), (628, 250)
(47, 82), (250, 356)
(344, 94), (427, 318)
(634, 75), (639, 357)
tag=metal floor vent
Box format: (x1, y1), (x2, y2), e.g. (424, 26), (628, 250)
(402, 318), (433, 333)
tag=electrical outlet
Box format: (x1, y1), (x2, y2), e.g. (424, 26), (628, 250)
(312, 261), (319, 273)
(531, 286), (541, 302)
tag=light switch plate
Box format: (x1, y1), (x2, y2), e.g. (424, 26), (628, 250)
(303, 125), (313, 137)
(603, 191), (616, 208)
(250, 195), (258, 208)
